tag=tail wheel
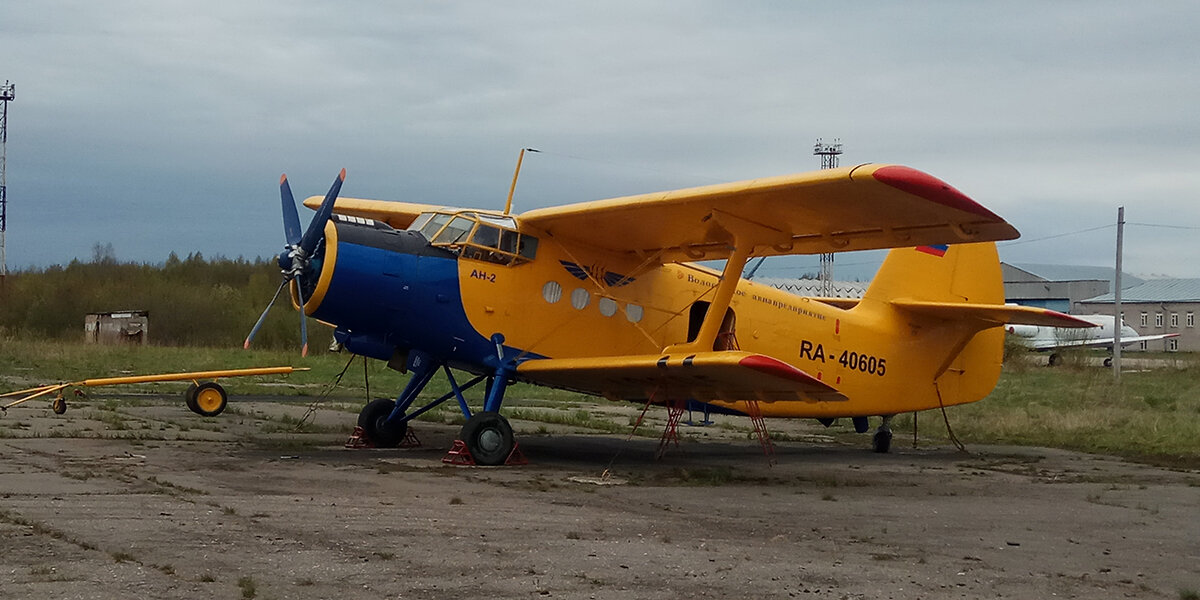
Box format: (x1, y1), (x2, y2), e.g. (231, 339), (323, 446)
(460, 411), (514, 466)
(872, 428), (893, 453)
(358, 398), (408, 448)
(190, 382), (228, 417)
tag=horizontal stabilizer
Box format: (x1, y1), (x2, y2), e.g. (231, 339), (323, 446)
(516, 352), (847, 404)
(891, 300), (1097, 328)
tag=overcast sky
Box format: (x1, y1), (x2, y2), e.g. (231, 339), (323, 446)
(2, 1), (1198, 280)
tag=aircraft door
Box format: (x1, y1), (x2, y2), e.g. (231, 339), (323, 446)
(687, 301), (739, 351)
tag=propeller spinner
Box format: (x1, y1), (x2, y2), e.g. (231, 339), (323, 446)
(244, 169), (346, 356)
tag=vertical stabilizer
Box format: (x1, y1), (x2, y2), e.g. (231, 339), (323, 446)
(858, 242), (1006, 408)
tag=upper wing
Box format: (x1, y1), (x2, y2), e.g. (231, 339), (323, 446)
(516, 352), (847, 404)
(519, 164), (1017, 263)
(302, 196), (447, 230)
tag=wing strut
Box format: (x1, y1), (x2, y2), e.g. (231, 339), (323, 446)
(664, 210), (780, 354)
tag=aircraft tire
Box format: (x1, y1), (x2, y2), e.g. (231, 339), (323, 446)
(190, 382), (228, 417)
(872, 428), (893, 454)
(358, 398), (407, 448)
(1103, 357), (1113, 368)
(1048, 353), (1060, 367)
(184, 383), (200, 413)
(460, 411), (514, 466)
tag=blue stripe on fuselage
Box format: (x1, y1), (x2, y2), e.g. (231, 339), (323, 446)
(310, 240), (503, 369)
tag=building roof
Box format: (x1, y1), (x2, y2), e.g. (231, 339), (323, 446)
(1080, 279), (1200, 303)
(1005, 263), (1143, 288)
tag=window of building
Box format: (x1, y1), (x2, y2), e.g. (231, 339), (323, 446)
(1188, 312), (1195, 328)
(1169, 338), (1179, 352)
(1155, 312), (1163, 328)
(1139, 341), (1148, 350)
(1170, 313), (1179, 328)
(1140, 312), (1148, 327)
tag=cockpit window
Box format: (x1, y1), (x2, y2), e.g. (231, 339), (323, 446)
(472, 224), (501, 248)
(433, 216), (475, 245)
(419, 213), (452, 239)
(408, 212), (434, 233)
(418, 210), (540, 266)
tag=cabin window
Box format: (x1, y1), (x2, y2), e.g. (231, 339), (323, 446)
(598, 297), (618, 317)
(542, 281), (562, 303)
(625, 304), (644, 323)
(570, 288), (591, 310)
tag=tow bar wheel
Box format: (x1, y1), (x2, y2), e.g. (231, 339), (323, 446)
(188, 382), (228, 417)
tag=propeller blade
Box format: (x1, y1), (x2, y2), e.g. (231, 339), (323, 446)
(280, 174), (302, 246)
(295, 273), (310, 358)
(298, 168), (346, 257)
(244, 280), (288, 349)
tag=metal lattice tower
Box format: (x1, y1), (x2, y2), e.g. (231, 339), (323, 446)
(813, 138), (842, 296)
(1, 80), (13, 280)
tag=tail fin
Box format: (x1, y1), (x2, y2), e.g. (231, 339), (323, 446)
(858, 242), (1006, 408)
(861, 242), (1003, 307)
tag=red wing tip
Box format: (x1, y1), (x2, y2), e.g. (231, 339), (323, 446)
(301, 344), (309, 357)
(243, 339), (251, 349)
(338, 168), (346, 180)
(739, 354), (819, 384)
(279, 174), (288, 185)
(872, 165), (1002, 221)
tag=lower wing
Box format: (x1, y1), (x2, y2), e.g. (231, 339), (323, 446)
(516, 352), (847, 404)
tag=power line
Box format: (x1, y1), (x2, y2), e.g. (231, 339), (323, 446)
(999, 224), (1114, 247)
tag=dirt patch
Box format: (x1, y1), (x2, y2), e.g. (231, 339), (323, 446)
(1, 396), (1198, 599)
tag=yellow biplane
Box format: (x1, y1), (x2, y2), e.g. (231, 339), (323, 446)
(234, 163), (1091, 464)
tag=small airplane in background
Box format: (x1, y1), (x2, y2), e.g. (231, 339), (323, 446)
(240, 162), (1093, 463)
(1007, 314), (1179, 366)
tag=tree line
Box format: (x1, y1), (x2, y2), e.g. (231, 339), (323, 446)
(0, 251), (315, 350)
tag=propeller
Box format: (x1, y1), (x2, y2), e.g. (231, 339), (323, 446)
(244, 169), (346, 356)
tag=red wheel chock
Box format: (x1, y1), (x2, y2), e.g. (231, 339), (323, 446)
(441, 440), (528, 466)
(344, 426), (421, 449)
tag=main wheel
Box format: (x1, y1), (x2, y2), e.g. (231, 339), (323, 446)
(184, 383), (199, 413)
(190, 382), (227, 417)
(358, 398), (408, 448)
(872, 428), (893, 454)
(460, 411), (514, 466)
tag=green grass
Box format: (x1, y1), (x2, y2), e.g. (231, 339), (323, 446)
(3, 339), (1199, 467)
(898, 356), (1200, 468)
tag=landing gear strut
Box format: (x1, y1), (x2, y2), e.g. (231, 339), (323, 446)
(872, 415), (894, 453)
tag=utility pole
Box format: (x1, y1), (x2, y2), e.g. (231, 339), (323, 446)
(813, 138), (842, 296)
(0, 80), (13, 285)
(1113, 206), (1124, 380)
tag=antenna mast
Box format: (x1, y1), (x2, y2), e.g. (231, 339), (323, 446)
(0, 80), (14, 283)
(813, 138), (842, 296)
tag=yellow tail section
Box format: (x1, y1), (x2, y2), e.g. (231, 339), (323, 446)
(858, 242), (1006, 410)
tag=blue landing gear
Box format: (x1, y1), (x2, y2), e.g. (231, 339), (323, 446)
(358, 398), (409, 448)
(357, 347), (521, 464)
(460, 411), (515, 466)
